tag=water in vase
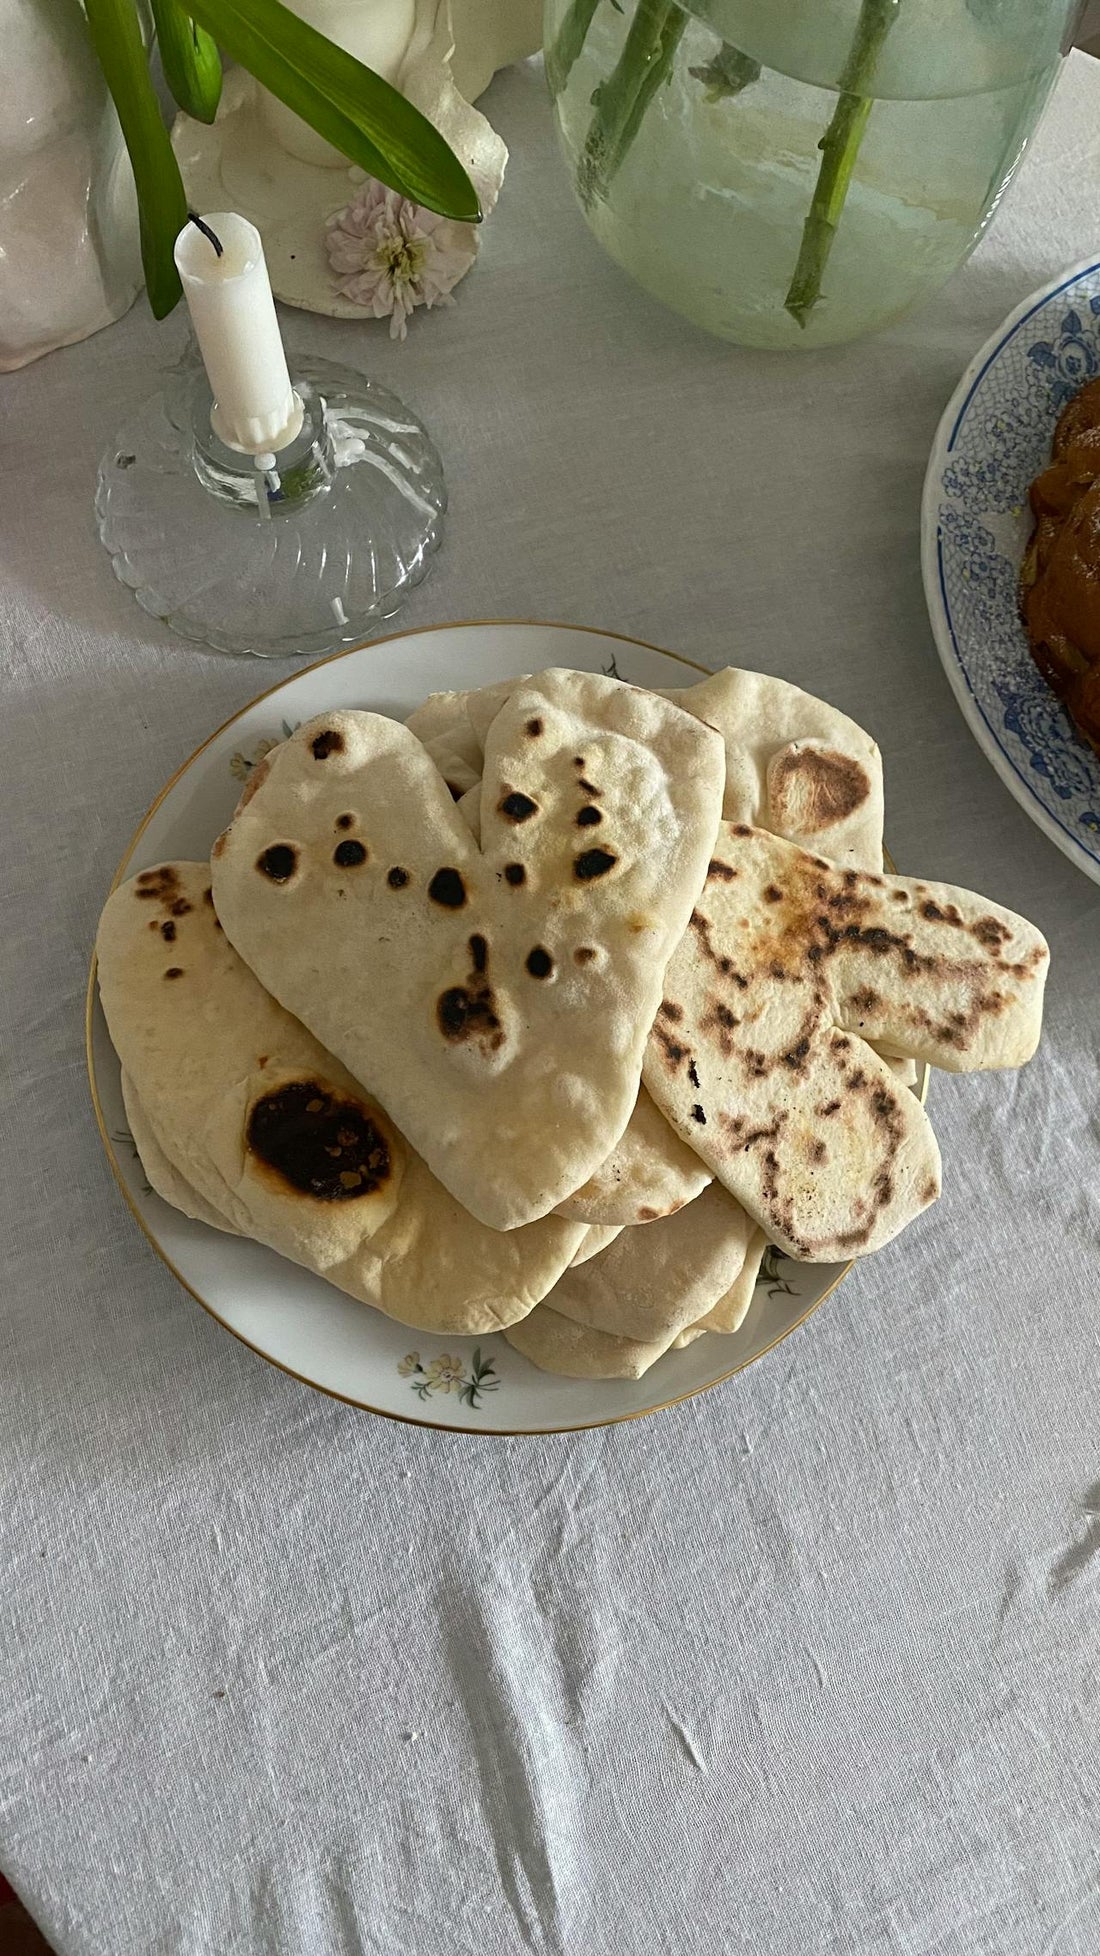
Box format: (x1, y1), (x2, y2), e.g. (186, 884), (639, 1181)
(547, 0), (1069, 348)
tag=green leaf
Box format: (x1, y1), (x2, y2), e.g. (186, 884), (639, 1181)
(187, 0), (480, 221)
(153, 0), (223, 123)
(689, 44), (761, 104)
(84, 0), (188, 316)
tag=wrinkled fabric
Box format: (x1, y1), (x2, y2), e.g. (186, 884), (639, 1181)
(3, 53), (1100, 1956)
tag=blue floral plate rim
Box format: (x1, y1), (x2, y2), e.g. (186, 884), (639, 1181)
(921, 250), (1100, 888)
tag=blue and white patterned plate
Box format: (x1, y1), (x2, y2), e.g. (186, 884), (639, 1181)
(922, 253), (1100, 885)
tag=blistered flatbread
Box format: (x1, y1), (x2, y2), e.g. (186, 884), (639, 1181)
(97, 864), (585, 1333)
(645, 825), (1048, 1259)
(210, 673), (725, 1229)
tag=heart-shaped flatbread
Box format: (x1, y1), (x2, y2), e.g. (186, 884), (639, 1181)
(644, 825), (1049, 1259)
(408, 663), (885, 865)
(429, 702), (718, 1230)
(410, 664), (890, 1226)
(97, 864), (585, 1333)
(211, 671), (726, 1230)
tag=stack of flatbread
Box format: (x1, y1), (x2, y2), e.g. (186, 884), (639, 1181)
(96, 666), (1050, 1382)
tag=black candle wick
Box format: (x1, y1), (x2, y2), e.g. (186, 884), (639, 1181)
(187, 212), (224, 258)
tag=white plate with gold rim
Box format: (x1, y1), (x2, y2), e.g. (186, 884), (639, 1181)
(87, 621), (903, 1435)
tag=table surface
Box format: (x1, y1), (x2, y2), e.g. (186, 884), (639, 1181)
(4, 50), (1100, 1956)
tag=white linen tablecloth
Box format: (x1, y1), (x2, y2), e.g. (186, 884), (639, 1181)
(3, 51), (1100, 1956)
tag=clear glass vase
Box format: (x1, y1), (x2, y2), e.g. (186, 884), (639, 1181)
(544, 0), (1076, 349)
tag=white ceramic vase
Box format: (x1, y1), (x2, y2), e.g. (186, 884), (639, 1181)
(0, 0), (142, 372)
(254, 0), (542, 166)
(173, 0), (540, 318)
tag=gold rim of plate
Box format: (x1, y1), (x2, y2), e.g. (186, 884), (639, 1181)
(85, 618), (925, 1435)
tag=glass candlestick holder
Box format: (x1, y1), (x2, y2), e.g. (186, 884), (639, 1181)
(96, 353), (446, 658)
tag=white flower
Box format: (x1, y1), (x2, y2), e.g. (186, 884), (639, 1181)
(325, 179), (479, 338)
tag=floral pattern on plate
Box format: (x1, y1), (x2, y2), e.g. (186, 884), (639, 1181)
(229, 721), (298, 783)
(398, 1347), (500, 1408)
(923, 258), (1100, 883)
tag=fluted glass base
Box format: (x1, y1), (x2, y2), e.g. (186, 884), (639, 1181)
(96, 355), (446, 658)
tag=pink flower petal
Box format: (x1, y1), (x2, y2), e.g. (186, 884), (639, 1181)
(325, 176), (479, 333)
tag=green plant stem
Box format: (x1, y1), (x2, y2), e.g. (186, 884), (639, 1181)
(546, 0), (602, 96)
(784, 0), (901, 329)
(87, 0), (479, 323)
(84, 0), (189, 317)
(580, 0), (687, 210)
(152, 0), (222, 123)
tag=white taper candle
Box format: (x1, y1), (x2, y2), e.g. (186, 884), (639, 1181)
(174, 213), (304, 456)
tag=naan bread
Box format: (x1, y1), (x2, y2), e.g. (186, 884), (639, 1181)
(408, 664), (885, 867)
(97, 864), (585, 1333)
(508, 1183), (761, 1377)
(569, 1222), (624, 1266)
(880, 1051), (919, 1091)
(504, 1306), (686, 1381)
(122, 1071), (238, 1235)
(696, 1227), (768, 1332)
(514, 1224), (766, 1383)
(505, 1227), (766, 1381)
(645, 825), (1049, 1258)
(211, 672), (726, 1230)
(407, 678), (522, 798)
(432, 719), (713, 1231)
(407, 665), (889, 1225)
(665, 666), (885, 869)
(541, 1183), (757, 1345)
(553, 1084), (712, 1226)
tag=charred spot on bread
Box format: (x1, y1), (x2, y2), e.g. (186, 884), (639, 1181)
(498, 790), (539, 823)
(257, 844), (297, 883)
(248, 1081), (391, 1200)
(428, 867), (467, 908)
(574, 847), (617, 881)
(769, 744), (871, 833)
